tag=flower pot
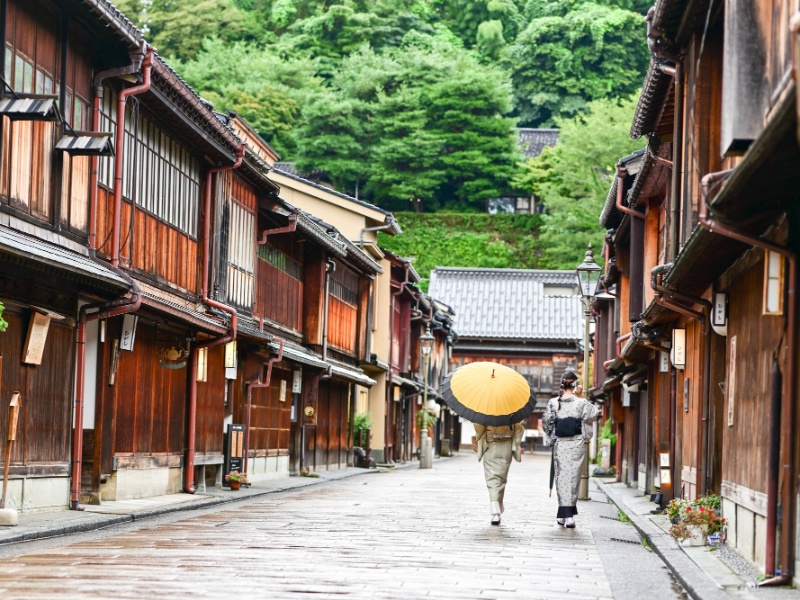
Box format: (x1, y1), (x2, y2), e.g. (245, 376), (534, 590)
(680, 524), (708, 546)
(229, 479), (241, 491)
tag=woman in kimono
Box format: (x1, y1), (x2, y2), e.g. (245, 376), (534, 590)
(473, 421), (525, 525)
(542, 370), (599, 528)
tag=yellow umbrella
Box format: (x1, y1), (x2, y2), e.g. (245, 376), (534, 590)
(442, 361), (533, 426)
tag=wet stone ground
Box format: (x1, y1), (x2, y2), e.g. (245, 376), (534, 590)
(0, 454), (687, 600)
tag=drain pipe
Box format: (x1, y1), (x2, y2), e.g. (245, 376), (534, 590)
(603, 333), (632, 370)
(359, 215), (395, 249)
(71, 277), (141, 510)
(252, 213), (298, 331)
(647, 7), (684, 261)
(111, 48), (154, 268)
(615, 164), (644, 219)
(243, 339), (284, 476)
(700, 170), (797, 584)
(73, 45), (149, 510)
(322, 258), (336, 363)
(88, 42), (147, 253)
(650, 265), (707, 327)
(185, 144), (245, 494)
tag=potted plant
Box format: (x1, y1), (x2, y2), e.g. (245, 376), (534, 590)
(664, 498), (690, 524)
(225, 470), (249, 491)
(669, 502), (725, 546)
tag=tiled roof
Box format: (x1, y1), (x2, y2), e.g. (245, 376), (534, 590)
(427, 268), (583, 341)
(518, 128), (559, 159)
(79, 0), (145, 48)
(0, 223), (128, 290)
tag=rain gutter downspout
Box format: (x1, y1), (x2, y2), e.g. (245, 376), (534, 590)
(359, 216), (395, 249)
(111, 48), (154, 268)
(322, 258), (336, 364)
(603, 333), (632, 370)
(73, 46), (149, 510)
(615, 164), (644, 219)
(700, 170), (797, 584)
(252, 213), (298, 331)
(88, 41), (147, 253)
(647, 6), (684, 261)
(243, 339), (283, 476)
(71, 275), (141, 510)
(650, 264), (707, 327)
(185, 145), (245, 495)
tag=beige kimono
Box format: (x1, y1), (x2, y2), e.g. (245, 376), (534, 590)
(474, 422), (525, 515)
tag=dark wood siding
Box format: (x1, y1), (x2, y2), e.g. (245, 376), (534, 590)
(314, 379), (349, 470)
(101, 320), (187, 459)
(0, 306), (74, 471)
(721, 257), (781, 495)
(195, 345), (225, 455)
(255, 250), (303, 332)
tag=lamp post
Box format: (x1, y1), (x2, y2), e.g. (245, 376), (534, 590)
(419, 326), (434, 469)
(576, 243), (602, 500)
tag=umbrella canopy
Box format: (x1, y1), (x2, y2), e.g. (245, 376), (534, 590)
(442, 361), (534, 426)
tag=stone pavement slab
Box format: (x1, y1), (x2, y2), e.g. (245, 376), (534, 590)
(594, 479), (800, 600)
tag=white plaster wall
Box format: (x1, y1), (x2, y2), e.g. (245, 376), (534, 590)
(247, 455), (289, 481)
(2, 477), (69, 512)
(100, 467), (182, 501)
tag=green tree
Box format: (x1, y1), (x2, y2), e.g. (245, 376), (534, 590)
(121, 0), (265, 60)
(506, 2), (648, 126)
(293, 33), (520, 211)
(514, 95), (644, 269)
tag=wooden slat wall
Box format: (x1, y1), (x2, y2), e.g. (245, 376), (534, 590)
(109, 321), (186, 456)
(722, 258), (781, 494)
(247, 364), (291, 457)
(314, 380), (350, 470)
(195, 345), (225, 455)
(255, 260), (303, 332)
(328, 296), (357, 354)
(0, 308), (74, 466)
(95, 186), (198, 292)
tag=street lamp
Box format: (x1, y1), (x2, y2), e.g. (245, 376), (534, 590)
(576, 243), (602, 500)
(419, 326), (435, 469)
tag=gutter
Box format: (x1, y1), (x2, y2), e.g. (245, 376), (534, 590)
(72, 46), (151, 510)
(88, 42), (147, 253)
(646, 6), (684, 261)
(111, 49), (154, 268)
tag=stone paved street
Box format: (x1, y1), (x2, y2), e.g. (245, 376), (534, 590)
(0, 454), (686, 599)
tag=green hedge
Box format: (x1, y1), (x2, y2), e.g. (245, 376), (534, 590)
(378, 212), (544, 290)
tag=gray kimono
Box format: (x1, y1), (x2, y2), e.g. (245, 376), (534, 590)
(542, 395), (599, 518)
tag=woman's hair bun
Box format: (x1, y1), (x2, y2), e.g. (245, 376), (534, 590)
(561, 369), (578, 383)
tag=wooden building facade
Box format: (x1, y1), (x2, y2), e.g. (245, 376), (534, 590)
(0, 0), (388, 512)
(595, 0), (800, 581)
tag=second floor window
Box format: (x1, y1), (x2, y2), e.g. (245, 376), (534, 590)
(98, 92), (200, 238)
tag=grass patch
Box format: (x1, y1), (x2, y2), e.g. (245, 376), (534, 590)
(618, 510), (632, 524)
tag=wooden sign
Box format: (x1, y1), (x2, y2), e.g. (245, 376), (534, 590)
(7, 392), (20, 442)
(23, 310), (51, 365)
